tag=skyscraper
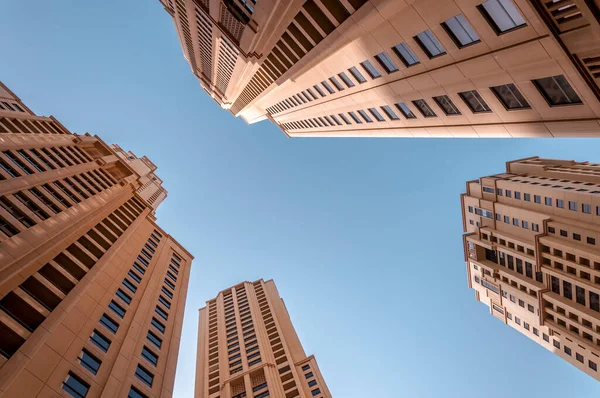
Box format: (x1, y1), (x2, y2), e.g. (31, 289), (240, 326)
(0, 81), (193, 398)
(462, 156), (600, 380)
(160, 0), (600, 138)
(195, 279), (331, 398)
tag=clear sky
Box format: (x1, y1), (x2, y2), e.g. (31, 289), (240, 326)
(3, 1), (600, 397)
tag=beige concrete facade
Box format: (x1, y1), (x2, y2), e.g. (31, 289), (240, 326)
(463, 156), (600, 381)
(161, 0), (600, 137)
(195, 279), (331, 398)
(0, 82), (194, 398)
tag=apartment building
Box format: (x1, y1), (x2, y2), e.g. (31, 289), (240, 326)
(0, 81), (193, 398)
(195, 279), (331, 398)
(160, 0), (600, 138)
(463, 156), (600, 380)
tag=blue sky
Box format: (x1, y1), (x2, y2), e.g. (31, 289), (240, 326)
(3, 1), (600, 397)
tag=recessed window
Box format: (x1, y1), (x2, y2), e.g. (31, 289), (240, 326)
(321, 80), (335, 94)
(565, 346), (572, 356)
(380, 105), (399, 120)
(338, 113), (351, 125)
(533, 75), (582, 106)
(357, 109), (373, 123)
(311, 389), (321, 396)
(79, 348), (101, 375)
(414, 30), (446, 58)
(442, 14), (480, 47)
(374, 52), (399, 73)
(557, 199), (564, 208)
(135, 364), (154, 387)
(338, 72), (355, 88)
(115, 288), (132, 305)
(306, 88), (318, 100)
(588, 237), (596, 245)
(90, 329), (111, 352)
(313, 84), (326, 97)
(458, 90), (491, 113)
(142, 346), (159, 366)
(360, 60), (382, 79)
(368, 108), (385, 122)
(151, 317), (166, 333)
(479, 0), (526, 34)
(348, 112), (362, 124)
(491, 83), (530, 110)
(62, 372), (90, 398)
(147, 330), (162, 348)
(329, 76), (344, 91)
(129, 386), (149, 398)
(100, 313), (119, 334)
(569, 201), (577, 211)
(348, 66), (367, 83)
(392, 42), (419, 67)
(109, 300), (126, 318)
(583, 203), (592, 214)
(395, 102), (416, 119)
(158, 295), (171, 309)
(412, 99), (437, 117)
(433, 95), (461, 115)
(576, 353), (584, 362)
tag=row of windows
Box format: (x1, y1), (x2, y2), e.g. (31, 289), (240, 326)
(0, 101), (25, 113)
(0, 146), (93, 177)
(0, 171), (116, 239)
(507, 175), (600, 194)
(269, 0), (528, 117)
(488, 185), (600, 216)
(281, 73), (581, 131)
(0, 115), (67, 134)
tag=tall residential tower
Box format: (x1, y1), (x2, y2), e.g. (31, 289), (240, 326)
(0, 82), (193, 398)
(195, 279), (331, 398)
(160, 0), (600, 138)
(463, 157), (600, 380)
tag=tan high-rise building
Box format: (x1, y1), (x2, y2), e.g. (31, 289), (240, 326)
(160, 0), (600, 138)
(462, 156), (600, 380)
(195, 279), (331, 398)
(0, 81), (193, 398)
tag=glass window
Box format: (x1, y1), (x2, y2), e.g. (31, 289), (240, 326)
(348, 67), (367, 83)
(381, 105), (399, 120)
(348, 112), (362, 124)
(392, 42), (419, 66)
(135, 365), (154, 387)
(151, 317), (166, 333)
(569, 201), (577, 211)
(312, 389), (321, 396)
(395, 102), (417, 119)
(412, 99), (436, 117)
(158, 295), (171, 309)
(583, 204), (592, 214)
(443, 14), (480, 47)
(116, 289), (132, 305)
(313, 84), (326, 97)
(557, 199), (564, 208)
(155, 306), (168, 321)
(337, 72), (355, 88)
(433, 95), (461, 115)
(128, 386), (149, 398)
(321, 80), (335, 94)
(100, 313), (119, 334)
(357, 110), (373, 123)
(128, 270), (141, 283)
(79, 348), (101, 375)
(90, 329), (111, 352)
(360, 60), (382, 79)
(458, 90), (491, 113)
(109, 300), (126, 318)
(147, 330), (162, 348)
(329, 76), (344, 91)
(414, 30), (446, 58)
(479, 0), (526, 34)
(368, 108), (385, 122)
(374, 52), (399, 73)
(533, 75), (582, 106)
(491, 83), (530, 110)
(142, 346), (159, 366)
(62, 372), (90, 398)
(338, 113), (352, 125)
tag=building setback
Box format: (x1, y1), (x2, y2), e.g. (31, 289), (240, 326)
(195, 279), (331, 398)
(462, 156), (600, 380)
(0, 82), (193, 398)
(159, 0), (600, 138)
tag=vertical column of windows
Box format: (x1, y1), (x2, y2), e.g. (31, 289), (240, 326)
(253, 281), (294, 396)
(207, 300), (220, 396)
